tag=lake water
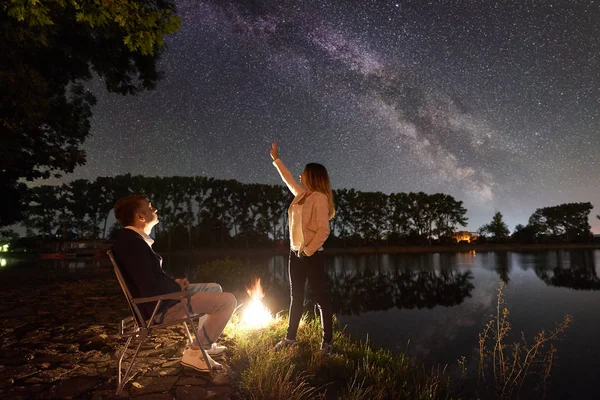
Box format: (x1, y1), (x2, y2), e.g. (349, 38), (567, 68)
(3, 249), (598, 398)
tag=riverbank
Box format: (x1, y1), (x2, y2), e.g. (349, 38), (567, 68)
(156, 242), (600, 257)
(4, 242), (598, 261)
(325, 242), (600, 254)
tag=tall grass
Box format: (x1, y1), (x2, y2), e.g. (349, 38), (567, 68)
(223, 312), (453, 399)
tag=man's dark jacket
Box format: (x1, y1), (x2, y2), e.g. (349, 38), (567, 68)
(112, 229), (180, 320)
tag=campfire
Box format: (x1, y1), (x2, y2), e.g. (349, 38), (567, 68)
(240, 278), (274, 330)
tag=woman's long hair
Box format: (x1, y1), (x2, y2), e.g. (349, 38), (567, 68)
(303, 163), (335, 220)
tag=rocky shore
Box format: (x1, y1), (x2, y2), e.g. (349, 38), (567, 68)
(0, 263), (235, 399)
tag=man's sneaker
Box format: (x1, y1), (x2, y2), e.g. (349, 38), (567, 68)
(273, 337), (296, 351)
(320, 342), (333, 357)
(181, 348), (223, 372)
(206, 343), (227, 357)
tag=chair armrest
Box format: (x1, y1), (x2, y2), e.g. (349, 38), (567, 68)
(132, 291), (187, 304)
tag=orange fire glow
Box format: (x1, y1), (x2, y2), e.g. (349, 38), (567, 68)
(240, 279), (274, 330)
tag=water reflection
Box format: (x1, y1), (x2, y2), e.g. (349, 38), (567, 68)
(494, 251), (511, 283)
(328, 268), (474, 315)
(477, 251), (512, 283)
(262, 251), (600, 317)
(535, 250), (600, 290)
(265, 253), (475, 315)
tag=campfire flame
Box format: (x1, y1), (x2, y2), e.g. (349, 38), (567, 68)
(240, 278), (274, 330)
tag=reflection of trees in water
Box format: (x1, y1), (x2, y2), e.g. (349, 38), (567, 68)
(535, 250), (600, 290)
(495, 251), (511, 283)
(327, 268), (474, 315)
(478, 251), (512, 283)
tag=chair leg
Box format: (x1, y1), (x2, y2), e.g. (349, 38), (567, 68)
(117, 335), (133, 395)
(184, 313), (215, 379)
(183, 322), (194, 345)
(116, 331), (147, 395)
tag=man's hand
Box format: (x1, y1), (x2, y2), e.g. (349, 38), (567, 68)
(175, 278), (190, 291)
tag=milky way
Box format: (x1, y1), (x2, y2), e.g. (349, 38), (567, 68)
(71, 0), (600, 232)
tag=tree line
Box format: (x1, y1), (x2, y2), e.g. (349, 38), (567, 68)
(477, 204), (595, 244)
(7, 174), (596, 251)
(15, 174), (469, 251)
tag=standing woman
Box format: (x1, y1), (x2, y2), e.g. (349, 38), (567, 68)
(270, 142), (335, 355)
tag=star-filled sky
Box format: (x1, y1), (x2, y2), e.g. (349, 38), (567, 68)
(70, 0), (600, 232)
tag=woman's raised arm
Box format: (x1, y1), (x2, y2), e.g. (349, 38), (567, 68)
(270, 142), (304, 196)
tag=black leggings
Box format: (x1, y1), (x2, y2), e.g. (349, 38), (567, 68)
(286, 251), (333, 345)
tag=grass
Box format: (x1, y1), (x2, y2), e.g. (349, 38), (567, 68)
(222, 312), (453, 400)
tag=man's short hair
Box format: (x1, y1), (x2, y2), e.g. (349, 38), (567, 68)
(114, 194), (146, 227)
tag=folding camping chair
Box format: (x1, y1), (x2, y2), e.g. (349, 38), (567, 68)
(107, 250), (214, 395)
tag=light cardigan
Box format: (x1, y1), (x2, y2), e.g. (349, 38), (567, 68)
(273, 158), (331, 257)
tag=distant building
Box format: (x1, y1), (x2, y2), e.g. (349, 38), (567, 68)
(39, 239), (114, 259)
(452, 231), (478, 243)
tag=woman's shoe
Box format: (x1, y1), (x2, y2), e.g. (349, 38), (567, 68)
(320, 342), (333, 356)
(273, 337), (296, 351)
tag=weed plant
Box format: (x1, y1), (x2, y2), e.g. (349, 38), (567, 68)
(477, 282), (572, 399)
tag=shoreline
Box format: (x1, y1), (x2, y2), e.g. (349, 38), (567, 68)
(3, 243), (599, 261)
(159, 243), (600, 257)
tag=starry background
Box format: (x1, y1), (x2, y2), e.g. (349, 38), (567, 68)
(70, 0), (600, 232)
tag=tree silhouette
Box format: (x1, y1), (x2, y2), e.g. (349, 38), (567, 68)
(432, 193), (468, 239)
(388, 192), (412, 242)
(331, 188), (358, 245)
(65, 179), (95, 238)
(22, 186), (61, 237)
(479, 211), (510, 241)
(354, 191), (389, 243)
(527, 202), (593, 243)
(1, 1), (180, 227)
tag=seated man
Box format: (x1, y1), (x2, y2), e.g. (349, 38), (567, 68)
(111, 194), (236, 372)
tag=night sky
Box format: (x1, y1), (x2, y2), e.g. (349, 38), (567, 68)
(69, 0), (600, 232)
